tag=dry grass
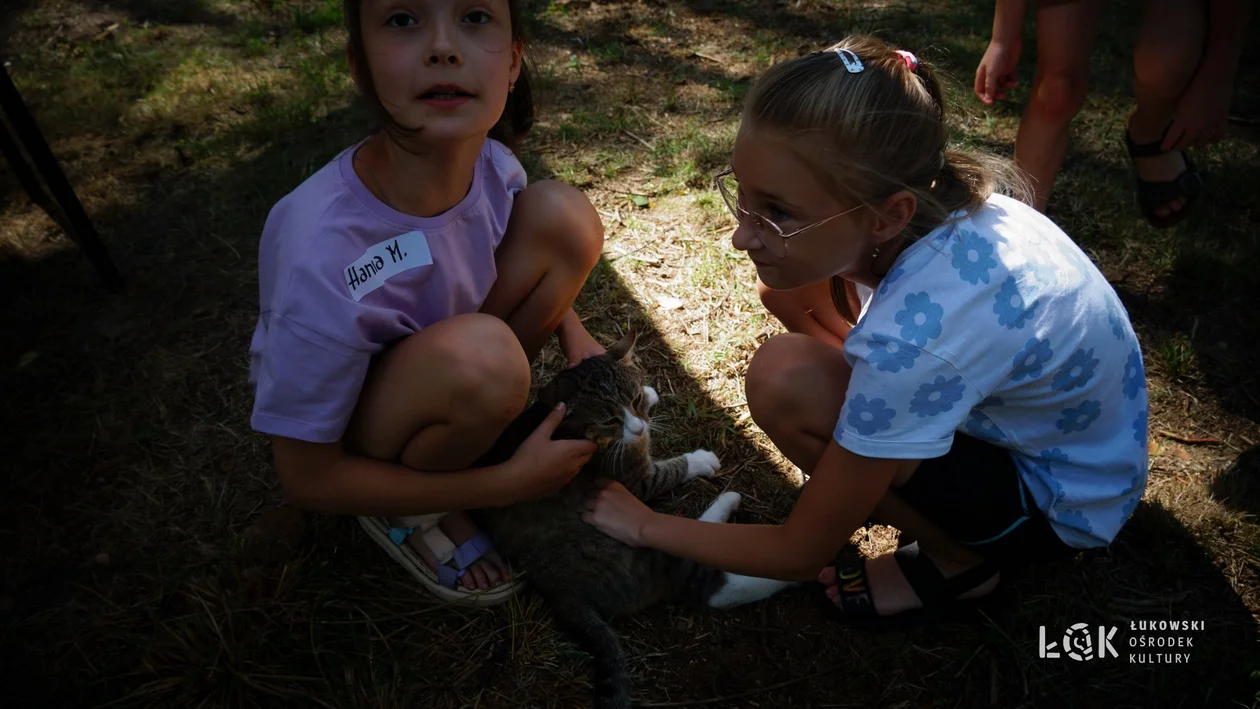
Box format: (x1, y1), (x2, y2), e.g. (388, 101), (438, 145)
(2, 0), (1259, 707)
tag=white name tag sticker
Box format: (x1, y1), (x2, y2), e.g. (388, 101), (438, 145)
(343, 231), (432, 301)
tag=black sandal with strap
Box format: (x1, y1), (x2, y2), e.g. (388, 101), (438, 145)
(813, 542), (1003, 630)
(1124, 125), (1205, 229)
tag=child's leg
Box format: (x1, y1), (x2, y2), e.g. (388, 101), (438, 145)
(745, 335), (1034, 616)
(757, 277), (851, 351)
(1016, 0), (1106, 212)
(745, 333), (854, 469)
(1125, 0), (1207, 221)
(353, 181), (602, 464)
(821, 434), (1076, 616)
(478, 180), (604, 362)
(346, 313), (531, 590)
(347, 180), (603, 592)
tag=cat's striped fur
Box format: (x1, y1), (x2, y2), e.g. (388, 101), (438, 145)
(472, 332), (792, 708)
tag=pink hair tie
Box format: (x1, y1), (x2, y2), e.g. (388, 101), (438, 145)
(895, 49), (918, 71)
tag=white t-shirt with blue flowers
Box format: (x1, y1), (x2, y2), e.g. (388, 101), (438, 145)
(836, 193), (1149, 549)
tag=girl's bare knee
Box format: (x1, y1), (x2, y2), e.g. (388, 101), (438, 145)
(1030, 72), (1089, 125)
(514, 180), (604, 272)
(1133, 4), (1204, 99)
(1133, 44), (1200, 101)
(424, 314), (530, 423)
(746, 334), (820, 418)
(747, 333), (850, 436)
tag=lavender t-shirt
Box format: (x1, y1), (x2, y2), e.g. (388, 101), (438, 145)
(248, 137), (527, 443)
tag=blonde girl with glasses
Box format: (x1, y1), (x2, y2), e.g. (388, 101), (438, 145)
(582, 35), (1150, 628)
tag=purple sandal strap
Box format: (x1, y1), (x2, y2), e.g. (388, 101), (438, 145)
(453, 532), (495, 570)
(436, 563), (465, 589)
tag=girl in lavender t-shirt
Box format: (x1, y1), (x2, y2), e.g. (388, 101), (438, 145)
(248, 0), (604, 605)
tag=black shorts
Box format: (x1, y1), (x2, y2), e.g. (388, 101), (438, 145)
(872, 433), (1079, 566)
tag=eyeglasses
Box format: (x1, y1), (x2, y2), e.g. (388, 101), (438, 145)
(713, 167), (862, 257)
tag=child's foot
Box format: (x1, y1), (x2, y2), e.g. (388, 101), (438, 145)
(816, 546), (999, 616)
(1127, 128), (1188, 221)
(1124, 114), (1204, 227)
(396, 512), (513, 591)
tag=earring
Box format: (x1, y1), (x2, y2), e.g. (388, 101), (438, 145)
(509, 81), (515, 93)
(871, 246), (881, 260)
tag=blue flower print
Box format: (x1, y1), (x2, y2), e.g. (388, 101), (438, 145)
(1030, 449), (1069, 503)
(910, 375), (966, 417)
(1133, 408), (1148, 444)
(1049, 478), (1067, 504)
(1022, 257), (1058, 291)
(1011, 337), (1054, 382)
(867, 334), (921, 373)
(1119, 471), (1146, 522)
(894, 292), (944, 347)
(1052, 348), (1100, 392)
(1056, 509), (1093, 534)
(994, 276), (1039, 330)
(847, 394), (896, 437)
(1120, 493), (1140, 522)
(878, 265), (906, 296)
(1061, 241), (1096, 277)
(1121, 471), (1146, 497)
(1122, 349), (1145, 400)
(1036, 448), (1070, 469)
(951, 230), (998, 285)
(964, 409), (1007, 443)
(1056, 400), (1103, 433)
(1106, 298), (1126, 341)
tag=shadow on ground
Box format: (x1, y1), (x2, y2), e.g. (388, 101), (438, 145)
(1048, 146), (1260, 429)
(1211, 444), (1260, 519)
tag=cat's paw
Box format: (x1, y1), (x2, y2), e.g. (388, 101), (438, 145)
(699, 491), (742, 523)
(684, 449), (721, 479)
(708, 574), (797, 609)
(642, 385), (659, 410)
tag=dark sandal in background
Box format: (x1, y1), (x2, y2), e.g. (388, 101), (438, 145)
(1123, 125), (1205, 229)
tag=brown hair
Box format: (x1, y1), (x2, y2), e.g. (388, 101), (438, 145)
(342, 0), (535, 151)
(742, 35), (1032, 318)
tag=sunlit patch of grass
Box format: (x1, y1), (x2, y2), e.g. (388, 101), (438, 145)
(648, 120), (732, 192)
(291, 0), (343, 35)
(589, 39), (629, 64)
(23, 27), (172, 134)
(1158, 332), (1196, 382)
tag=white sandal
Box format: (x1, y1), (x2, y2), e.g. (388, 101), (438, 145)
(358, 515), (523, 607)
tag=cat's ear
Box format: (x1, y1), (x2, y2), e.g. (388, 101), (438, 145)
(605, 329), (637, 364)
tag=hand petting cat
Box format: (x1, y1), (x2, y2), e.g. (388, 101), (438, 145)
(509, 403), (598, 500)
(558, 308), (606, 368)
(582, 480), (654, 547)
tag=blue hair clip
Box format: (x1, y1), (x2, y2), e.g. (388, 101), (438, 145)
(834, 48), (864, 74)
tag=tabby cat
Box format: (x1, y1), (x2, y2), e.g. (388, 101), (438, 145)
(471, 331), (794, 709)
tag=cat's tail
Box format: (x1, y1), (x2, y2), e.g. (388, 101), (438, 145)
(548, 597), (631, 709)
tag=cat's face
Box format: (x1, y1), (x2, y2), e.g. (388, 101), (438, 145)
(537, 331), (653, 449)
